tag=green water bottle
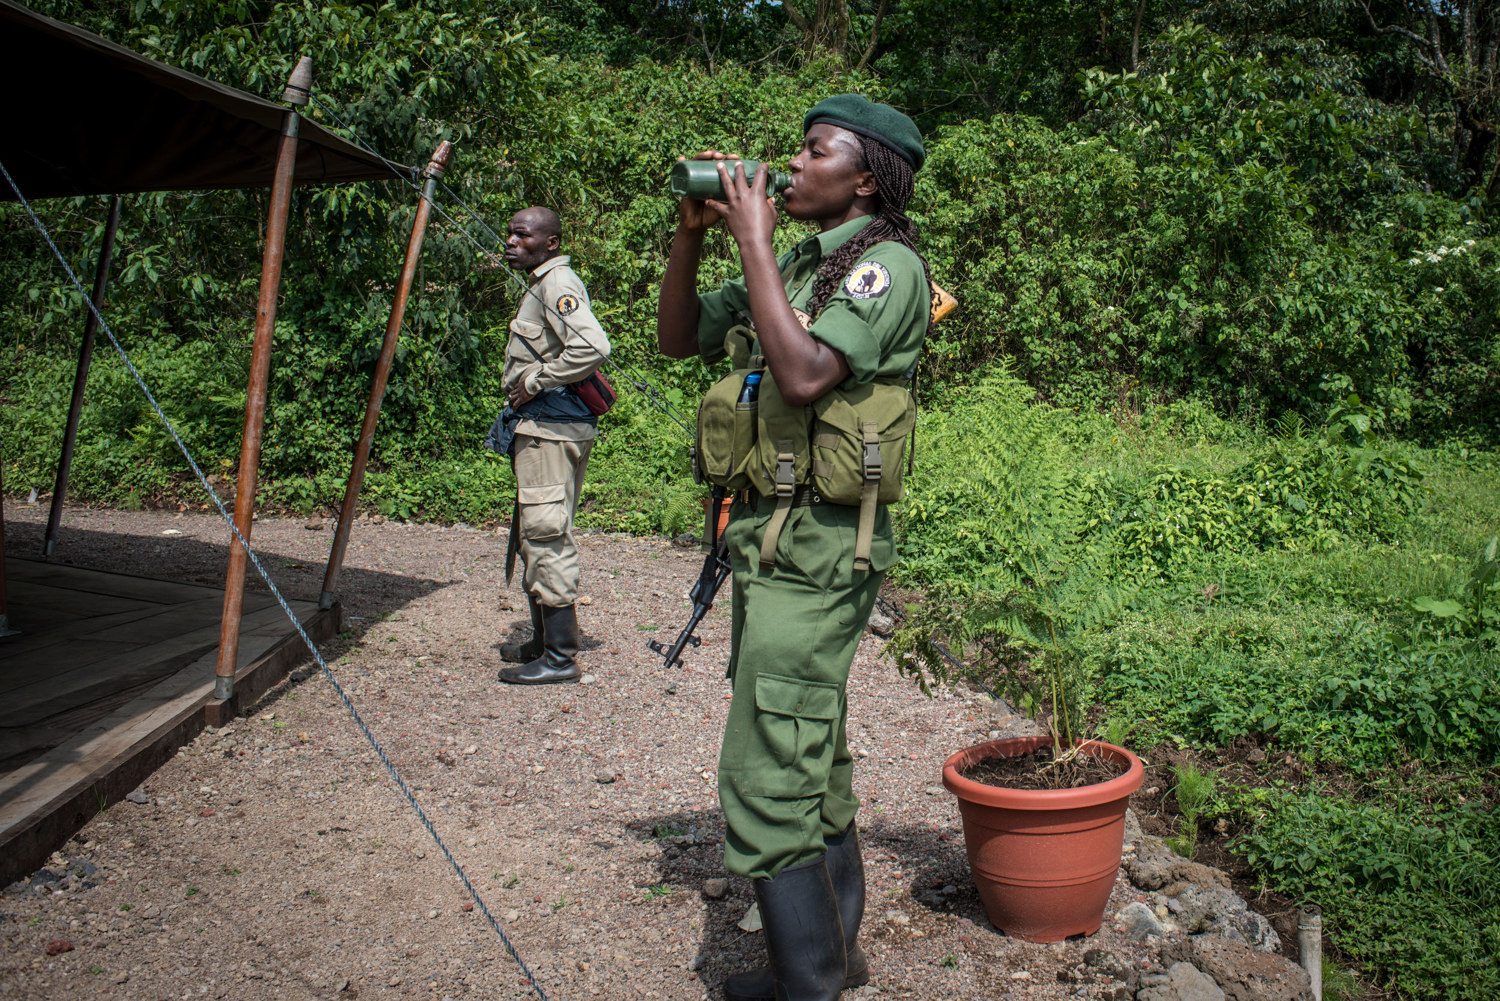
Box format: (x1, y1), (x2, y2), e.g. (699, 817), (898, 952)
(669, 159), (792, 200)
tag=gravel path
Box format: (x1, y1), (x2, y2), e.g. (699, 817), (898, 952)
(1, 504), (1158, 1000)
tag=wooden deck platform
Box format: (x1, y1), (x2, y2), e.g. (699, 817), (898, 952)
(0, 556), (339, 886)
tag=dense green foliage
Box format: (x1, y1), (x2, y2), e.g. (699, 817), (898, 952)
(1232, 779), (1500, 999)
(891, 365), (1499, 998)
(918, 26), (1499, 426)
(4, 3), (1500, 996)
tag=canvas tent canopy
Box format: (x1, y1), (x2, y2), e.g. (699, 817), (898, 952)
(0, 0), (410, 198)
(0, 0), (447, 887)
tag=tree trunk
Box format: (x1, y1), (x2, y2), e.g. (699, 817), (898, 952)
(1131, 0), (1147, 72)
(784, 0), (884, 64)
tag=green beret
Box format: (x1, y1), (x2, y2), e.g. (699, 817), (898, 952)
(803, 94), (925, 171)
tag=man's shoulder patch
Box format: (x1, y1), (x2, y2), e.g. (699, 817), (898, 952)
(555, 292), (581, 316)
(843, 261), (892, 300)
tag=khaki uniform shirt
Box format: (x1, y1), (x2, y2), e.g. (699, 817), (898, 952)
(503, 255), (611, 442)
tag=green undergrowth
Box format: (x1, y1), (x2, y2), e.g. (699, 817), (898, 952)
(1228, 774), (1500, 1000)
(0, 334), (704, 533)
(890, 364), (1499, 999)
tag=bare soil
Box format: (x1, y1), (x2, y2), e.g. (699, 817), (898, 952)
(0, 503), (1204, 1001)
(958, 748), (1126, 791)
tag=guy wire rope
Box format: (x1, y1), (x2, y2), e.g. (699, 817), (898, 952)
(0, 157), (554, 1001)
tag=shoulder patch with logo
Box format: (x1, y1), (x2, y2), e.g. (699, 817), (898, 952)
(843, 261), (891, 300)
(555, 293), (581, 316)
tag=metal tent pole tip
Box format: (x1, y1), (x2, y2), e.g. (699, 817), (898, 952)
(282, 55), (313, 106)
(425, 141), (454, 179)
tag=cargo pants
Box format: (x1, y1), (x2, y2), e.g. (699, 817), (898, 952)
(512, 432), (592, 607)
(717, 492), (890, 880)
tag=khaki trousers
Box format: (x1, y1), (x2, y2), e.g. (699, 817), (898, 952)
(512, 433), (592, 607)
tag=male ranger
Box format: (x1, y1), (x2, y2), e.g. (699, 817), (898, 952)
(494, 206), (610, 685)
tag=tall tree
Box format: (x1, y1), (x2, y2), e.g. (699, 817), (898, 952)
(1359, 0), (1500, 194)
(782, 0), (889, 67)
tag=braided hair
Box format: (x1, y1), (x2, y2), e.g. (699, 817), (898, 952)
(806, 134), (931, 319)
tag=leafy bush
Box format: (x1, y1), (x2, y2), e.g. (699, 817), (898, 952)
(1092, 605), (1500, 765)
(1114, 394), (1424, 571)
(1229, 782), (1500, 1000)
(910, 24), (1499, 435)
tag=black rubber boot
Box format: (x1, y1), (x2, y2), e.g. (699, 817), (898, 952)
(498, 603), (579, 685)
(825, 823), (870, 988)
(725, 825), (868, 1001)
(726, 855), (844, 1001)
(499, 594), (544, 663)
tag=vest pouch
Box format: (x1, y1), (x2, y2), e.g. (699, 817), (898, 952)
(747, 371), (811, 499)
(724, 324), (757, 370)
(695, 366), (760, 491)
(811, 381), (916, 506)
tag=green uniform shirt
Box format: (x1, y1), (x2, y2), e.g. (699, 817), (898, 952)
(696, 215), (927, 387)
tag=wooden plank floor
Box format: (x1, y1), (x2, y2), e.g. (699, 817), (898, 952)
(0, 556), (338, 885)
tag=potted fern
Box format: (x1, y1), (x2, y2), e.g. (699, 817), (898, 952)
(892, 492), (1144, 942)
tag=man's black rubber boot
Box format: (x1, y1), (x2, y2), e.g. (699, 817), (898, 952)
(498, 603), (579, 685)
(499, 594), (544, 663)
(725, 825), (868, 1000)
(726, 856), (845, 1001)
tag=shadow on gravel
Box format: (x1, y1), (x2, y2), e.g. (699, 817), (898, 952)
(488, 617), (608, 658)
(6, 519), (447, 629)
(626, 807), (762, 997)
(881, 825), (989, 924)
(623, 810), (997, 994)
(3, 519), (450, 716)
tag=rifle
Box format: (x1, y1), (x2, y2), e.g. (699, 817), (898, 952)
(650, 489), (732, 668)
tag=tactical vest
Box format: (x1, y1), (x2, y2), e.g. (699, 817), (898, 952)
(694, 324), (916, 573)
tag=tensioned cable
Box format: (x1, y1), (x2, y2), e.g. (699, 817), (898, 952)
(0, 158), (553, 1001)
(305, 94), (698, 441)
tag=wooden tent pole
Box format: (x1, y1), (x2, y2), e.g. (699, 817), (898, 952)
(318, 141), (453, 610)
(43, 194), (123, 557)
(213, 56), (311, 701)
(0, 462), (16, 638)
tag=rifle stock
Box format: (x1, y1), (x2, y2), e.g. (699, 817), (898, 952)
(651, 489), (731, 668)
(650, 537), (731, 668)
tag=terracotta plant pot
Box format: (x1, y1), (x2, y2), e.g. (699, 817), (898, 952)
(702, 495), (731, 540)
(942, 735), (1144, 942)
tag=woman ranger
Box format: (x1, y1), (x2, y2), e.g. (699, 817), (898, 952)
(656, 96), (931, 1001)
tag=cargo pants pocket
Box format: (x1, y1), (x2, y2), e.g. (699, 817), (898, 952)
(517, 483), (569, 542)
(749, 673), (842, 799)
